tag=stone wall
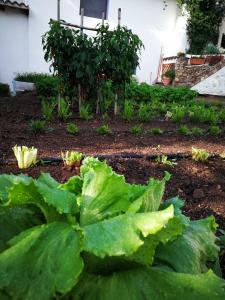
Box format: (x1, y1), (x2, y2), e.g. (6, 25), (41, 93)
(174, 57), (225, 87)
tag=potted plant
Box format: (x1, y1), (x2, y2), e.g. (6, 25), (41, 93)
(203, 42), (223, 65)
(162, 69), (175, 86)
(189, 56), (205, 65)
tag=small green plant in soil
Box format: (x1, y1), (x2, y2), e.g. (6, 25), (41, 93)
(29, 120), (46, 134)
(58, 98), (72, 122)
(123, 100), (135, 122)
(156, 155), (177, 168)
(80, 104), (92, 121)
(148, 128), (163, 135)
(96, 124), (112, 135)
(220, 152), (225, 160)
(67, 123), (79, 135)
(191, 127), (205, 136)
(12, 145), (37, 169)
(138, 103), (152, 122)
(177, 125), (191, 136)
(130, 125), (142, 135)
(0, 157), (224, 299)
(171, 106), (186, 123)
(61, 151), (83, 167)
(209, 125), (221, 136)
(41, 101), (56, 122)
(192, 147), (210, 163)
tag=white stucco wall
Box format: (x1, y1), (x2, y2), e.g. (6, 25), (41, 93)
(191, 66), (225, 96)
(0, 0), (187, 88)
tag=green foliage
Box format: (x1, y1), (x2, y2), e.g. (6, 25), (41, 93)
(191, 127), (205, 136)
(178, 125), (191, 136)
(35, 76), (59, 97)
(130, 125), (142, 135)
(58, 98), (72, 122)
(203, 43), (220, 55)
(164, 70), (175, 80)
(156, 155), (177, 168)
(0, 157), (224, 299)
(171, 105), (186, 123)
(96, 124), (112, 135)
(149, 128), (164, 135)
(192, 147), (210, 162)
(138, 103), (152, 122)
(0, 83), (10, 97)
(67, 123), (79, 135)
(61, 151), (83, 167)
(80, 104), (92, 121)
(209, 125), (221, 136)
(122, 100), (135, 121)
(189, 106), (219, 125)
(15, 73), (51, 83)
(41, 101), (56, 122)
(29, 120), (46, 134)
(177, 0), (225, 53)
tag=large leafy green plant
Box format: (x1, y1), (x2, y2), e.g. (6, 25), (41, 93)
(0, 157), (224, 299)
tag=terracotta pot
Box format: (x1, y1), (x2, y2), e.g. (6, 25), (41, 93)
(162, 76), (171, 86)
(189, 57), (205, 65)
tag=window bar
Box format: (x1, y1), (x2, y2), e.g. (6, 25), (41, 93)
(118, 8), (121, 27)
(57, 0), (60, 21)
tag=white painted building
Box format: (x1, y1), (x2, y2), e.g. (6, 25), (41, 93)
(0, 0), (187, 89)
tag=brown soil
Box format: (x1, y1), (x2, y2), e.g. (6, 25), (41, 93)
(0, 92), (225, 275)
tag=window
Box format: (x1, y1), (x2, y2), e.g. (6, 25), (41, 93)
(80, 0), (108, 19)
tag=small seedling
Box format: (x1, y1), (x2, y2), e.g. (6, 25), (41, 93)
(41, 100), (56, 121)
(177, 125), (191, 136)
(209, 125), (221, 136)
(149, 128), (163, 135)
(191, 127), (205, 136)
(13, 145), (37, 169)
(96, 124), (112, 135)
(156, 155), (177, 168)
(61, 151), (83, 167)
(67, 123), (79, 135)
(29, 120), (46, 134)
(130, 125), (142, 135)
(192, 147), (210, 162)
(58, 98), (72, 122)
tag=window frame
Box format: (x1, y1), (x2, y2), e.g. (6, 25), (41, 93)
(80, 0), (108, 20)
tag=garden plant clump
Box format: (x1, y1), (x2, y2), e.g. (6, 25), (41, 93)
(0, 157), (224, 299)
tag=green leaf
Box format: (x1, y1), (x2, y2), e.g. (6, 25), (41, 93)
(80, 157), (130, 225)
(0, 206), (43, 252)
(72, 268), (225, 300)
(155, 217), (219, 274)
(83, 205), (174, 258)
(0, 222), (83, 300)
(59, 176), (83, 196)
(37, 173), (59, 188)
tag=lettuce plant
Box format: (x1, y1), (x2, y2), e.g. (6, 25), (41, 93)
(0, 157), (224, 300)
(192, 147), (210, 162)
(61, 151), (83, 167)
(12, 145), (37, 169)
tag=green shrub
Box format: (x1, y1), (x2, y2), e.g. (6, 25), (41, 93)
(192, 147), (210, 162)
(96, 124), (112, 135)
(15, 73), (51, 83)
(177, 125), (191, 136)
(41, 101), (56, 122)
(29, 120), (46, 134)
(171, 105), (186, 123)
(36, 77), (59, 97)
(67, 123), (79, 135)
(209, 125), (221, 136)
(58, 98), (72, 122)
(149, 128), (163, 135)
(191, 127), (205, 136)
(130, 125), (142, 135)
(0, 83), (10, 97)
(138, 103), (152, 122)
(164, 70), (175, 80)
(80, 104), (92, 121)
(123, 100), (135, 121)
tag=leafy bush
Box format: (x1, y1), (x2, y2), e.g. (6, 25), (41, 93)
(15, 73), (51, 83)
(96, 124), (112, 135)
(138, 103), (152, 122)
(149, 128), (163, 135)
(67, 123), (79, 135)
(58, 98), (72, 122)
(41, 101), (56, 122)
(191, 127), (205, 136)
(29, 120), (46, 134)
(0, 157), (224, 299)
(80, 104), (92, 121)
(209, 125), (221, 136)
(0, 83), (10, 97)
(171, 105), (186, 123)
(164, 69), (175, 80)
(203, 42), (220, 55)
(123, 100), (135, 121)
(192, 147), (210, 162)
(36, 77), (59, 97)
(178, 125), (191, 136)
(130, 125), (142, 135)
